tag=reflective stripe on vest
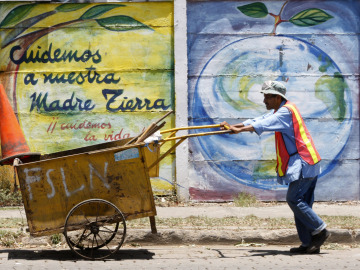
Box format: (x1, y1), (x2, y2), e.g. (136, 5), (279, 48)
(275, 101), (321, 177)
(275, 132), (288, 177)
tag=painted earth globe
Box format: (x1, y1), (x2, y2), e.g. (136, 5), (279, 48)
(191, 35), (352, 190)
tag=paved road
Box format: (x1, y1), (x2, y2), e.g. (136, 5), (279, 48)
(1, 245), (360, 270)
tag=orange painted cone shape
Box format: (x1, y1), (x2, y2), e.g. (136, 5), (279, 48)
(0, 84), (33, 165)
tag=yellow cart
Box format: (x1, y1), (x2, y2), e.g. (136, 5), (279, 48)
(14, 112), (231, 260)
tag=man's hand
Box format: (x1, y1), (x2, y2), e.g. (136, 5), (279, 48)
(220, 121), (231, 130)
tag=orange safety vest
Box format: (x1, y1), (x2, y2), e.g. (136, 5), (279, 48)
(275, 101), (321, 177)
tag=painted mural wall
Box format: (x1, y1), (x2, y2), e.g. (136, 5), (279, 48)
(0, 1), (175, 195)
(1, 0), (359, 202)
(187, 0), (359, 201)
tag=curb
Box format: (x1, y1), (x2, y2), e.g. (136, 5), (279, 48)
(17, 228), (360, 248)
(125, 229), (360, 245)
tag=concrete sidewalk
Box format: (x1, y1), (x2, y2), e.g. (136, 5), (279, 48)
(1, 203), (359, 247)
(156, 203), (360, 219)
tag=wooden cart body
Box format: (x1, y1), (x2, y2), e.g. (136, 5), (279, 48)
(16, 138), (159, 237)
(12, 116), (230, 259)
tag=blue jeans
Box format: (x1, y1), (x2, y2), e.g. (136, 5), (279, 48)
(286, 176), (326, 247)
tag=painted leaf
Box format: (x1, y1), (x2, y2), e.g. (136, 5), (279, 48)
(55, 3), (89, 12)
(2, 11), (56, 48)
(289, 8), (333, 27)
(237, 2), (268, 18)
(0, 4), (36, 27)
(315, 73), (346, 122)
(96, 16), (152, 31)
(80, 4), (125, 20)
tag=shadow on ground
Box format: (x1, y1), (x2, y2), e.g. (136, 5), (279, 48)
(247, 248), (330, 256)
(1, 249), (155, 261)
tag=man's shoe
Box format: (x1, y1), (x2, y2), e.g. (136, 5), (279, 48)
(307, 229), (331, 253)
(290, 245), (320, 254)
(290, 245), (307, 253)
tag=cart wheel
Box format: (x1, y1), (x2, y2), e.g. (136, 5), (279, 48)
(64, 199), (126, 260)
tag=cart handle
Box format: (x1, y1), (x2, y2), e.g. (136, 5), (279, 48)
(148, 124), (232, 170)
(160, 124), (231, 142)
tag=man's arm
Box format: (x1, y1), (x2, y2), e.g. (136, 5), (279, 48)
(220, 121), (254, 133)
(220, 121), (244, 129)
(229, 124), (255, 134)
(220, 121), (244, 130)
